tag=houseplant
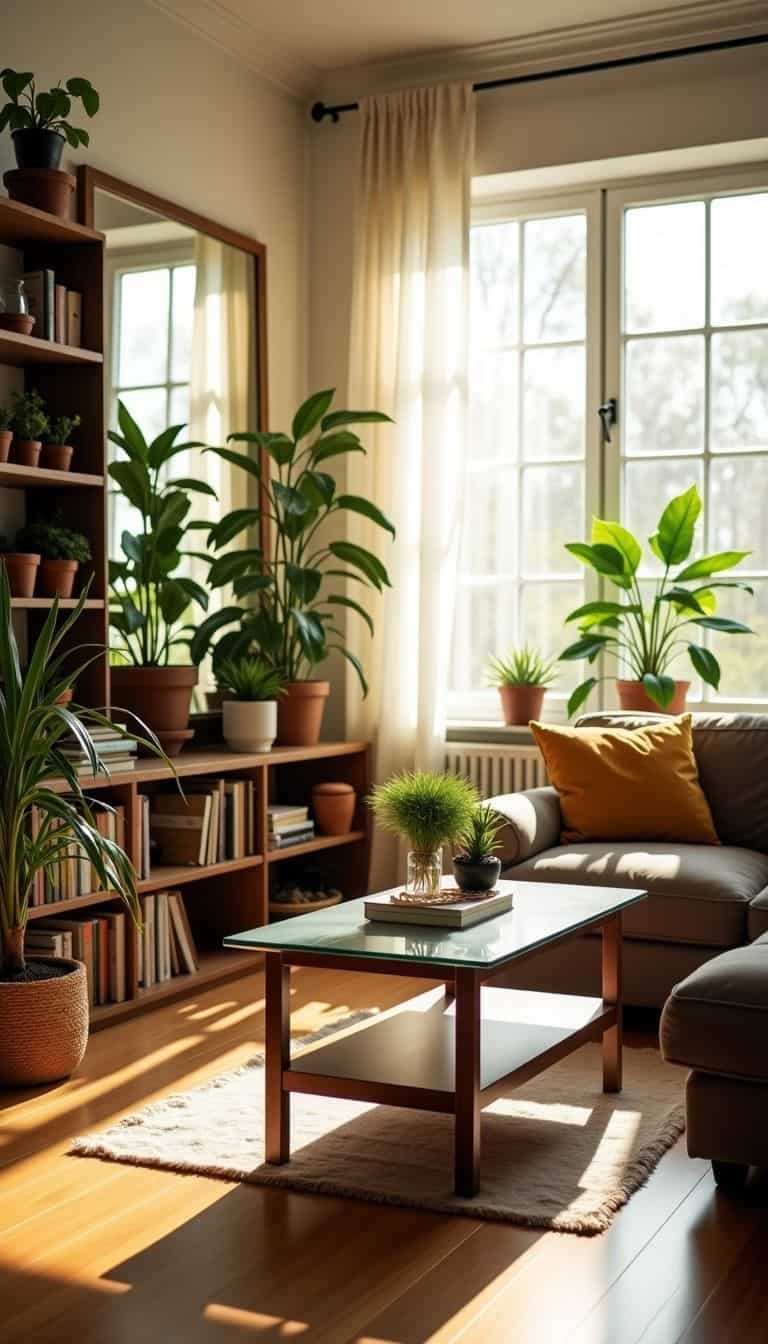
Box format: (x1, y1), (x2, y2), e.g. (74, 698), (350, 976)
(108, 400), (212, 754)
(193, 388), (394, 746)
(42, 413), (80, 471)
(560, 484), (754, 716)
(0, 571), (155, 1085)
(369, 771), (478, 898)
(486, 646), (557, 725)
(10, 388), (48, 467)
(453, 802), (505, 892)
(0, 69), (99, 217)
(216, 655), (284, 753)
(0, 406), (11, 463)
(0, 533), (40, 597)
(15, 516), (91, 598)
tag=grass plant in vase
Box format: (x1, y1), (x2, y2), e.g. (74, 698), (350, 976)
(369, 771), (478, 899)
(453, 803), (505, 893)
(486, 645), (557, 725)
(216, 655), (284, 753)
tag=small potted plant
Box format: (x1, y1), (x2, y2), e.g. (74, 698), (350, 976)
(41, 413), (80, 471)
(0, 69), (99, 217)
(369, 771), (478, 899)
(453, 803), (504, 892)
(10, 388), (48, 467)
(0, 533), (40, 597)
(0, 406), (12, 463)
(216, 655), (284, 753)
(15, 516), (91, 598)
(486, 646), (557, 725)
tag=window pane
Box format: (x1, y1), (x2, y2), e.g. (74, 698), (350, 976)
(471, 222), (519, 346)
(450, 581), (517, 694)
(624, 202), (705, 333)
(624, 335), (705, 455)
(118, 268), (170, 386)
(522, 465), (582, 575)
(710, 582), (768, 701)
(468, 350), (518, 462)
(459, 466), (517, 574)
(623, 457), (704, 575)
(710, 457), (768, 570)
(520, 582), (582, 690)
(710, 329), (768, 452)
(116, 387), (168, 445)
(523, 346), (585, 460)
(171, 264), (196, 382)
(523, 215), (586, 343)
(169, 383), (190, 429)
(711, 193), (768, 326)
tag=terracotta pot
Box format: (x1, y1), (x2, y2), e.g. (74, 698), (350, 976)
(38, 557), (79, 599)
(110, 664), (198, 755)
(14, 439), (42, 467)
(277, 680), (330, 746)
(41, 443), (73, 472)
(0, 313), (35, 336)
(55, 687), (73, 705)
(222, 699), (277, 752)
(3, 167), (76, 220)
(0, 430), (11, 463)
(1, 552), (40, 597)
(616, 679), (690, 715)
(498, 684), (546, 726)
(0, 957), (88, 1086)
(312, 781), (356, 835)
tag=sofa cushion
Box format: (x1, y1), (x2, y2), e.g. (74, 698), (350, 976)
(749, 889), (768, 941)
(510, 843), (768, 947)
(660, 934), (768, 1082)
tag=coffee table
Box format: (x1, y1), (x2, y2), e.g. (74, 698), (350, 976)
(224, 879), (647, 1197)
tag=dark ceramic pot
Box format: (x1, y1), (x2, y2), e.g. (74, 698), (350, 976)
(453, 855), (502, 892)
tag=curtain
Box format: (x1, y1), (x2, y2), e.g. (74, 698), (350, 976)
(345, 82), (475, 886)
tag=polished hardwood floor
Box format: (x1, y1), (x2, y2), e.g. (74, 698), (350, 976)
(1, 963), (766, 1343)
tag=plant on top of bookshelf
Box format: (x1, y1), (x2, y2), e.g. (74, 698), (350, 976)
(108, 400), (213, 754)
(369, 771), (479, 899)
(0, 568), (167, 1086)
(453, 802), (505, 893)
(486, 645), (558, 726)
(10, 388), (48, 467)
(0, 69), (99, 216)
(42, 412), (80, 471)
(216, 655), (285, 754)
(15, 515), (91, 598)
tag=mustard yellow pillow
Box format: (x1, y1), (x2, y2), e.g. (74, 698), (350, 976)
(530, 715), (719, 845)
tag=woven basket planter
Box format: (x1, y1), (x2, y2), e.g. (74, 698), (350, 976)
(0, 957), (89, 1086)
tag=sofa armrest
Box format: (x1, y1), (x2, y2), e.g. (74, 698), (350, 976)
(748, 887), (768, 941)
(486, 786), (562, 867)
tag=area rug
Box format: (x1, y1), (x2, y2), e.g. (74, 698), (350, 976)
(71, 1008), (685, 1235)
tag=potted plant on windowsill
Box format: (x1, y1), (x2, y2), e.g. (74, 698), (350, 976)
(10, 388), (48, 468)
(486, 645), (557, 725)
(560, 484), (754, 716)
(216, 655), (284, 753)
(453, 803), (504, 892)
(191, 389), (394, 747)
(108, 401), (213, 755)
(15, 516), (91, 598)
(369, 771), (478, 899)
(42, 413), (80, 472)
(0, 69), (99, 218)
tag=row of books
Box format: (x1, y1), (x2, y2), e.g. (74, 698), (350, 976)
(268, 803), (315, 850)
(23, 269), (82, 346)
(27, 890), (199, 1005)
(149, 779), (257, 867)
(61, 723), (138, 777)
(30, 805), (127, 907)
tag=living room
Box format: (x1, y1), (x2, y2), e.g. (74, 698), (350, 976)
(0, 1), (766, 1340)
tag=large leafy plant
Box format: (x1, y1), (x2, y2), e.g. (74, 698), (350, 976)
(0, 69), (99, 148)
(560, 484), (754, 715)
(108, 402), (214, 666)
(190, 389), (394, 694)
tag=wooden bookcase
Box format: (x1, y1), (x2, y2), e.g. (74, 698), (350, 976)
(0, 195), (373, 1028)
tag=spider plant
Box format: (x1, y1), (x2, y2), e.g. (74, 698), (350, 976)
(455, 803), (505, 862)
(486, 646), (557, 688)
(215, 656), (284, 702)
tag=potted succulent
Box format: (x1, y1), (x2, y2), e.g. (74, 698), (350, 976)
(0, 406), (12, 463)
(191, 389), (394, 747)
(216, 655), (284, 753)
(42, 413), (80, 471)
(560, 484), (754, 715)
(10, 388), (48, 467)
(0, 69), (99, 217)
(453, 803), (505, 892)
(0, 571), (164, 1086)
(108, 401), (212, 755)
(369, 771), (478, 899)
(486, 646), (557, 725)
(15, 516), (91, 598)
(0, 533), (40, 597)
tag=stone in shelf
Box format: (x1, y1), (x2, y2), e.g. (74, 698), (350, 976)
(0, 328), (102, 367)
(0, 462), (104, 489)
(266, 830), (366, 862)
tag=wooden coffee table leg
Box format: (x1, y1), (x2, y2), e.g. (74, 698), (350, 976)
(265, 951), (290, 1164)
(454, 967), (481, 1197)
(602, 914), (623, 1093)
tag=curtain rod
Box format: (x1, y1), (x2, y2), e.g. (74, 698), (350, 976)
(311, 32), (768, 122)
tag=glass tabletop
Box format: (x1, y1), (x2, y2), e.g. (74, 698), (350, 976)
(224, 880), (647, 970)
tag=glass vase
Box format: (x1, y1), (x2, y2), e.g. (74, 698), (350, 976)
(405, 848), (443, 900)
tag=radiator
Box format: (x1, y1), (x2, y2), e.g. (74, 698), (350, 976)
(445, 741), (547, 797)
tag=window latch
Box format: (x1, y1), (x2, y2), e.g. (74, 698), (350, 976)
(598, 397), (618, 444)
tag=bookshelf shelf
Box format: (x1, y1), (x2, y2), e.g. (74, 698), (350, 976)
(11, 596), (105, 610)
(267, 830), (366, 863)
(89, 949), (256, 1028)
(28, 889), (122, 920)
(0, 195), (103, 247)
(139, 854), (264, 891)
(0, 329), (102, 367)
(0, 462), (104, 490)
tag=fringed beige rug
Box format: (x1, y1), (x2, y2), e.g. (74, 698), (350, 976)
(71, 1011), (685, 1236)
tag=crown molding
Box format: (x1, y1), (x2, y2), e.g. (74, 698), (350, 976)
(317, 1), (768, 101)
(146, 0), (318, 98)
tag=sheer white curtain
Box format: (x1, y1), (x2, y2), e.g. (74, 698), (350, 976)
(345, 82), (475, 885)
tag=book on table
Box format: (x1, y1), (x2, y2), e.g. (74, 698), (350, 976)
(364, 888), (513, 929)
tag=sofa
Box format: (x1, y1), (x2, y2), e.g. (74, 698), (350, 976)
(488, 712), (768, 1008)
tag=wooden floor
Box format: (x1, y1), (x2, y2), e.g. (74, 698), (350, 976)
(1, 965), (766, 1344)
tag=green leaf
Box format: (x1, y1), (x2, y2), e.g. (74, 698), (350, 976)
(567, 678), (598, 718)
(320, 409), (392, 432)
(328, 540), (390, 590)
(2, 70), (33, 101)
(335, 494), (396, 538)
(204, 445), (261, 480)
(311, 431), (364, 465)
(108, 460), (149, 513)
(209, 508), (261, 549)
(117, 400), (149, 460)
(189, 607), (243, 664)
(691, 617), (753, 634)
(559, 634), (610, 662)
(659, 587), (707, 615)
(174, 576), (209, 611)
(565, 601), (630, 624)
(116, 595), (144, 634)
(565, 542), (627, 579)
(66, 77), (99, 116)
(290, 608), (327, 661)
(208, 549), (263, 588)
(155, 491), (189, 535)
(120, 530), (142, 565)
(675, 551), (751, 582)
(273, 481), (311, 520)
(654, 484), (701, 566)
(300, 470), (335, 507)
(642, 673), (676, 709)
(293, 390), (335, 442)
(591, 518), (641, 574)
(330, 644), (369, 697)
(232, 574), (274, 598)
(285, 563), (322, 604)
(147, 424), (187, 467)
(166, 477), (217, 497)
(688, 644), (721, 689)
(159, 582), (189, 626)
(325, 594), (374, 636)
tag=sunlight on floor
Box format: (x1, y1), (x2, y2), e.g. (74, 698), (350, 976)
(486, 1097), (593, 1126)
(204, 1303), (309, 1333)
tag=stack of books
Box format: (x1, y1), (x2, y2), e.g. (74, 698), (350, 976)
(60, 724), (138, 776)
(148, 779), (256, 868)
(268, 803), (315, 850)
(28, 907), (129, 1004)
(364, 886), (514, 930)
(136, 890), (198, 989)
(23, 269), (82, 346)
(29, 805), (127, 906)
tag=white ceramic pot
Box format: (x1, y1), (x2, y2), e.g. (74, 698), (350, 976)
(222, 699), (278, 753)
